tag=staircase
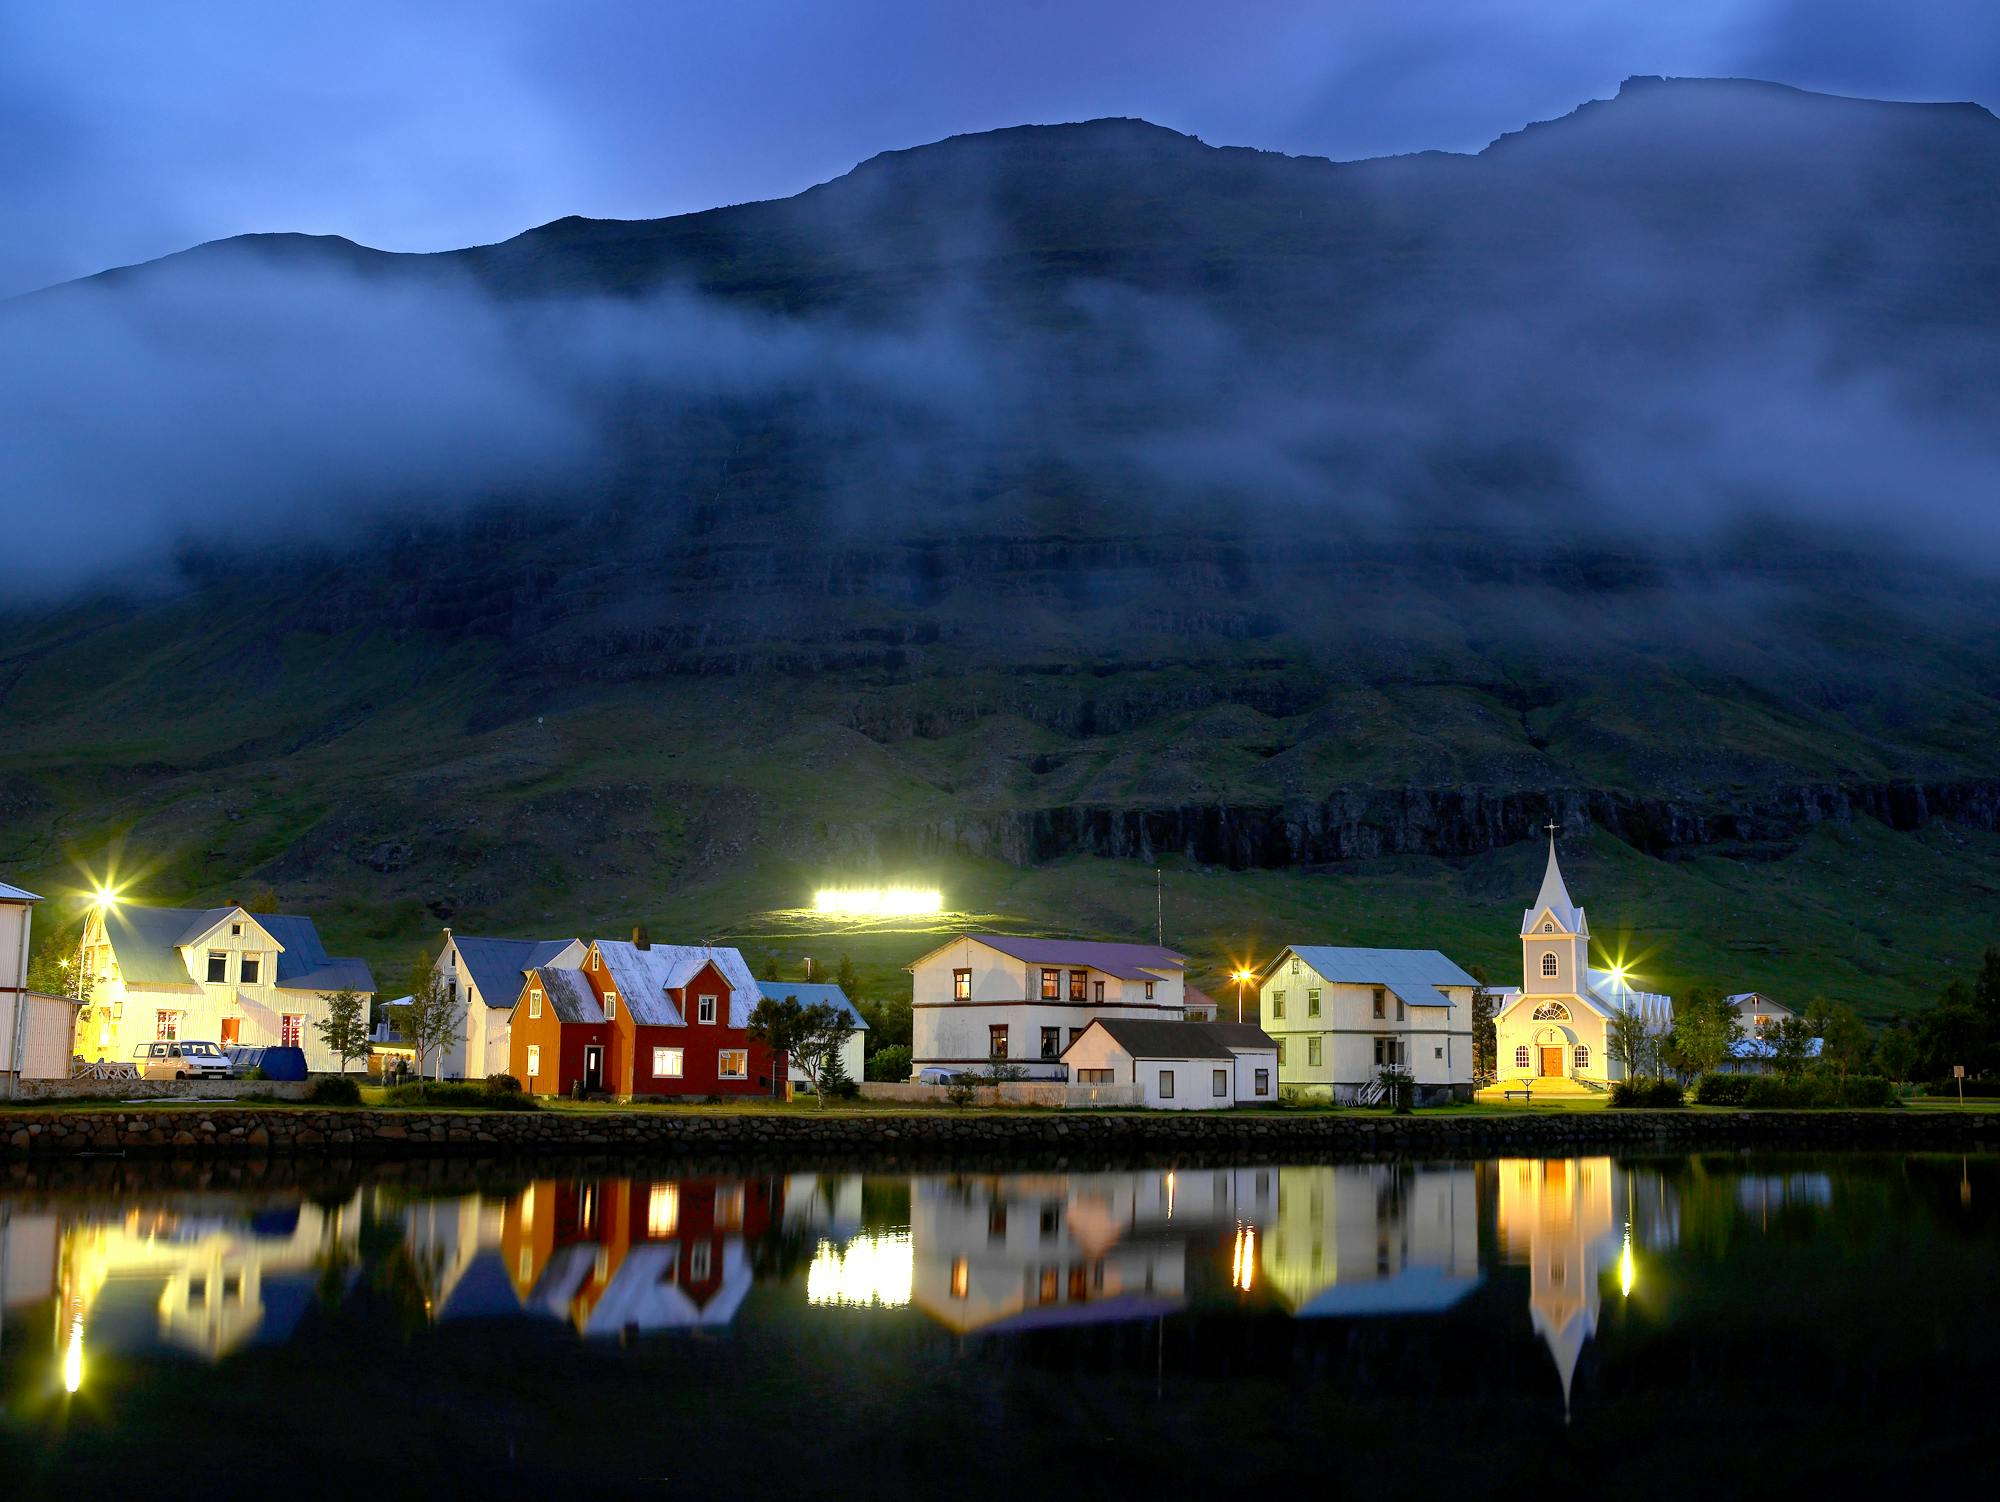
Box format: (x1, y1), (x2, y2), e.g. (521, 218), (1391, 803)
(1473, 1074), (1602, 1103)
(1354, 1080), (1387, 1106)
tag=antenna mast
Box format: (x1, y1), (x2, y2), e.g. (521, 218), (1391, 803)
(1155, 867), (1163, 947)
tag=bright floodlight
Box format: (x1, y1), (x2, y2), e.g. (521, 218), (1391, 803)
(814, 887), (943, 918)
(1232, 969), (1254, 984)
(90, 884), (118, 909)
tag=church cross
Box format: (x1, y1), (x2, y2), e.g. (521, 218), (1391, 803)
(1543, 820), (1560, 837)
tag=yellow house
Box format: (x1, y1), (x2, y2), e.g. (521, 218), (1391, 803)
(1489, 836), (1671, 1091)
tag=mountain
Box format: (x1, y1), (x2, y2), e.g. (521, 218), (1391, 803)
(5, 77), (2000, 1013)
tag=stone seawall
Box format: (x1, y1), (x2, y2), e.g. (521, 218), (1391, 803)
(3, 1107), (1996, 1161)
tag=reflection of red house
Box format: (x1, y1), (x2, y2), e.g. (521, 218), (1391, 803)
(577, 937), (779, 1098)
(501, 1175), (779, 1334)
(508, 968), (610, 1096)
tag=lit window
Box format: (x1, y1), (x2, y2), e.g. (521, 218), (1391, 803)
(1254, 1069), (1269, 1096)
(1068, 970), (1087, 1001)
(652, 1047), (683, 1078)
(647, 1183), (679, 1237)
(280, 1015), (303, 1048)
(605, 990), (618, 1020)
(156, 1010), (181, 1041)
(1515, 1044), (1530, 1069)
(529, 988), (543, 1020)
(698, 994), (717, 1024)
(527, 1045), (542, 1078)
(1307, 988), (1321, 1017)
(953, 968), (971, 1000)
(716, 1185), (745, 1229)
(1041, 969), (1060, 1001)
(950, 1256), (969, 1299)
(989, 1025), (1009, 1058)
(718, 1049), (748, 1079)
(1542, 953), (1558, 977)
(1159, 1069), (1175, 1100)
(1574, 1045), (1589, 1071)
(1213, 1069), (1228, 1097)
(206, 951), (227, 983)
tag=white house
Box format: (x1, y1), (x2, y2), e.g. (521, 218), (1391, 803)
(430, 931), (584, 1080)
(1489, 836), (1673, 1092)
(2, 880), (81, 1094)
(907, 934), (1188, 1081)
(1255, 945), (1480, 1105)
(1061, 1018), (1277, 1108)
(77, 901), (375, 1074)
(754, 980), (868, 1088)
(1716, 992), (1824, 1074)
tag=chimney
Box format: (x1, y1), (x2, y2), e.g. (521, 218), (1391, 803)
(633, 925), (651, 951)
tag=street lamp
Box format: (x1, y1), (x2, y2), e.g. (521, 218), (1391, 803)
(1232, 969), (1254, 1024)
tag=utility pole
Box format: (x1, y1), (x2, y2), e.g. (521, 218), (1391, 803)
(1155, 868), (1163, 947)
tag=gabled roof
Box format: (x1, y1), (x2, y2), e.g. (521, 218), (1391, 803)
(1271, 946), (1478, 1007)
(532, 967), (604, 1024)
(593, 941), (759, 1027)
(1062, 1017), (1275, 1061)
(754, 980), (868, 1029)
(1521, 837), (1587, 936)
(452, 935), (580, 1010)
(910, 934), (1185, 981)
(0, 880), (42, 903)
(98, 904), (374, 993)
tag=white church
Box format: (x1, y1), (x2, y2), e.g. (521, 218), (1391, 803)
(1486, 832), (1673, 1094)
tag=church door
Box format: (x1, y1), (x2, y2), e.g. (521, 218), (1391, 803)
(1539, 1047), (1564, 1078)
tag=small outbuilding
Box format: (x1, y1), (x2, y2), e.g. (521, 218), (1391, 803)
(1062, 1018), (1278, 1109)
(2, 880), (82, 1095)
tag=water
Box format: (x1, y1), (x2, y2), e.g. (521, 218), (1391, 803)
(1, 1153), (1993, 1496)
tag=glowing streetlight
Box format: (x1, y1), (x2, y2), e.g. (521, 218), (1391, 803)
(1232, 968), (1255, 1024)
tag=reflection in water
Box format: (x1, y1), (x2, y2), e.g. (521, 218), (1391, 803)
(0, 1149), (1991, 1480)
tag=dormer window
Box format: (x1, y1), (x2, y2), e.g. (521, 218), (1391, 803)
(230, 923), (243, 937)
(1542, 921), (1553, 933)
(530, 987), (543, 1020)
(206, 951), (227, 983)
(239, 955), (260, 985)
(698, 994), (717, 1024)
(1542, 953), (1558, 977)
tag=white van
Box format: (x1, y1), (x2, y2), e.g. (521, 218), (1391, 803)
(132, 1040), (234, 1081)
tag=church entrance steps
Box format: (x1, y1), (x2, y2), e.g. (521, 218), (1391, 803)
(1475, 1076), (1602, 1102)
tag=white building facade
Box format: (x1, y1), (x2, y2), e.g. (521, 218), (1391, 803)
(77, 903), (375, 1074)
(431, 932), (584, 1080)
(2, 880), (80, 1093)
(755, 980), (868, 1088)
(1256, 945), (1479, 1105)
(907, 935), (1189, 1081)
(1061, 1018), (1278, 1109)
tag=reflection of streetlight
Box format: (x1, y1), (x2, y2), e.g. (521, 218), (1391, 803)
(1232, 969), (1254, 1024)
(1231, 1223), (1257, 1292)
(1618, 1227), (1635, 1298)
(62, 1311), (84, 1394)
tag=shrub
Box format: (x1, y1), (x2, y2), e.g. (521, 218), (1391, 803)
(944, 1073), (978, 1109)
(483, 1072), (523, 1094)
(1693, 1072), (1751, 1105)
(866, 1044), (913, 1083)
(1610, 1075), (1684, 1108)
(383, 1081), (538, 1110)
(1923, 1076), (2000, 1098)
(829, 1076), (861, 1100)
(306, 1076), (362, 1106)
(1695, 1072), (1898, 1108)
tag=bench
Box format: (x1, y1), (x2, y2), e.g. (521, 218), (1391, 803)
(1502, 1086), (1534, 1102)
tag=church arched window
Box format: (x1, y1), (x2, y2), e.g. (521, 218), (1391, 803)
(1574, 1044), (1589, 1071)
(1542, 921), (1553, 933)
(1541, 953), (1558, 977)
(1514, 1045), (1529, 1070)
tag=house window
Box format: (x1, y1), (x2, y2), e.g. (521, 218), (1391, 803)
(206, 951), (227, 983)
(950, 1256), (969, 1299)
(1254, 1068), (1270, 1096)
(605, 991), (618, 1020)
(1542, 921), (1554, 933)
(1435, 1046), (1444, 1059)
(1213, 1069), (1228, 1098)
(697, 994), (716, 1024)
(1093, 980), (1105, 1003)
(988, 1025), (1009, 1059)
(230, 922), (242, 936)
(1041, 1026), (1060, 1059)
(1307, 988), (1321, 1017)
(1076, 1069), (1115, 1084)
(1515, 1044), (1530, 1069)
(1372, 988), (1385, 1019)
(1068, 1027), (1085, 1046)
(717, 1049), (748, 1079)
(1374, 1037), (1401, 1067)
(1272, 990), (1286, 1019)
(953, 968), (971, 1000)
(1069, 970), (1087, 1001)
(529, 988), (543, 1020)
(281, 1015), (303, 1048)
(1396, 997), (1405, 1022)
(1276, 1039), (1286, 1067)
(239, 955), (261, 985)
(1144, 981), (1155, 999)
(156, 1011), (181, 1040)
(1041, 969), (1060, 1001)
(1308, 1036), (1322, 1067)
(590, 950), (599, 971)
(647, 1183), (679, 1237)
(652, 1047), (684, 1078)
(1542, 953), (1558, 977)
(1159, 1069), (1175, 1100)
(1574, 1045), (1590, 1072)
(1290, 956), (1299, 975)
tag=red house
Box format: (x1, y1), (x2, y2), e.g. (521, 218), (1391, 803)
(575, 935), (780, 1098)
(509, 966), (611, 1096)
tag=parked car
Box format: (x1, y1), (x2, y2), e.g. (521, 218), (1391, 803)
(226, 1045), (266, 1077)
(132, 1040), (234, 1081)
(915, 1067), (963, 1085)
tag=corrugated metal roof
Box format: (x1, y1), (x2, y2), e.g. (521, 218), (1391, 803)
(961, 934), (1185, 981)
(1275, 947), (1478, 1005)
(453, 935), (578, 1010)
(101, 904), (375, 993)
(0, 880), (42, 903)
(755, 980), (868, 1029)
(537, 967), (603, 1024)
(1063, 1018), (1275, 1060)
(593, 941), (759, 1027)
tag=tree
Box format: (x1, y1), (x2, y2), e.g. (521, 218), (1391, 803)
(748, 994), (854, 1108)
(398, 953), (464, 1082)
(244, 885), (281, 915)
(1665, 989), (1741, 1081)
(1469, 968), (1498, 1081)
(314, 988), (370, 1074)
(1761, 1016), (1817, 1079)
(1876, 1024), (1919, 1082)
(1816, 1003), (1872, 1078)
(866, 1044), (912, 1082)
(758, 955), (781, 982)
(835, 952), (862, 998)
(1606, 1003), (1655, 1080)
(857, 995), (912, 1051)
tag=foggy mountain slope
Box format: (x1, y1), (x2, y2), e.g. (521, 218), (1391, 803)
(5, 77), (2000, 997)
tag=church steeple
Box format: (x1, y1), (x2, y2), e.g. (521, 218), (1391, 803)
(1521, 823), (1587, 937)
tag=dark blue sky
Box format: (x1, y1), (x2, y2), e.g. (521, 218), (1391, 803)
(5, 0), (1998, 297)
